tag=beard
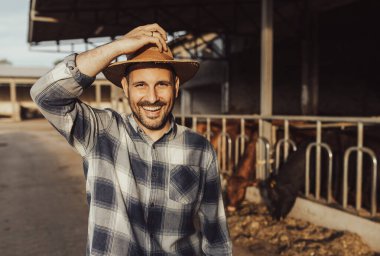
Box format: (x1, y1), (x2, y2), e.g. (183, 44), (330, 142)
(129, 98), (174, 131)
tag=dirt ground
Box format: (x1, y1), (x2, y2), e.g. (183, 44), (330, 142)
(227, 203), (377, 256)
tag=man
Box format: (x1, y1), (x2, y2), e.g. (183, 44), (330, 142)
(31, 24), (232, 255)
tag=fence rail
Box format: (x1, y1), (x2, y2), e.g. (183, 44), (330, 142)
(178, 114), (380, 218)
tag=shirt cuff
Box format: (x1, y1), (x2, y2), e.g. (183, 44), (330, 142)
(64, 53), (96, 88)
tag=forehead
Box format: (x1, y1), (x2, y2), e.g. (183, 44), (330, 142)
(126, 63), (174, 80)
(128, 67), (173, 81)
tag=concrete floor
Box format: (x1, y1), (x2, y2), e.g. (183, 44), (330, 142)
(0, 119), (251, 256)
(0, 120), (87, 256)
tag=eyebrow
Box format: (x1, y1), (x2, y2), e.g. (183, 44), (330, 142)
(131, 81), (145, 86)
(131, 80), (173, 86)
(156, 80), (173, 85)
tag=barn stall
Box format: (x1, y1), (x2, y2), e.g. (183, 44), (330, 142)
(178, 114), (380, 254)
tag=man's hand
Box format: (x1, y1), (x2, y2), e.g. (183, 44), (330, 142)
(115, 23), (168, 54)
(76, 24), (168, 77)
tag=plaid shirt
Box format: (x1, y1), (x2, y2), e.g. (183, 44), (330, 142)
(30, 54), (232, 256)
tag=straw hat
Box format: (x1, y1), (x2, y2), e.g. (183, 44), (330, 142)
(102, 44), (200, 87)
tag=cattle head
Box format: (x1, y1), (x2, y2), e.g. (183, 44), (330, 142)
(226, 175), (257, 212)
(258, 174), (297, 220)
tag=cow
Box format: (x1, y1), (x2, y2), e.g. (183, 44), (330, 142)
(192, 118), (380, 218)
(194, 119), (260, 211)
(258, 141), (311, 220)
(259, 127), (380, 220)
(225, 129), (259, 212)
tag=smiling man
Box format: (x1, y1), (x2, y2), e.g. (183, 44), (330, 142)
(30, 24), (232, 256)
(122, 62), (179, 140)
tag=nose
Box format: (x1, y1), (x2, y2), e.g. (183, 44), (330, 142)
(146, 86), (158, 103)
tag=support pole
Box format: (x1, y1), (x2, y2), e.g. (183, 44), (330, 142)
(259, 0), (273, 175)
(181, 89), (191, 115)
(10, 80), (20, 121)
(260, 0), (273, 119)
(301, 0), (311, 115)
(221, 76), (230, 113)
(222, 36), (230, 114)
(311, 14), (319, 115)
(301, 0), (319, 115)
(180, 89), (191, 125)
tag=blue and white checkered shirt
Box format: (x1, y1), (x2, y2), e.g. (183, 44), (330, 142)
(30, 54), (232, 256)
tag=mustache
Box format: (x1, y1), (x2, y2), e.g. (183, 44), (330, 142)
(137, 101), (166, 107)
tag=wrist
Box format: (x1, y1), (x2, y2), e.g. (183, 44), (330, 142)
(109, 39), (127, 58)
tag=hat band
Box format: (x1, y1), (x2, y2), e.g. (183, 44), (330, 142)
(128, 51), (173, 61)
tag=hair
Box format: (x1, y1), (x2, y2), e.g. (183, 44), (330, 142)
(124, 63), (177, 84)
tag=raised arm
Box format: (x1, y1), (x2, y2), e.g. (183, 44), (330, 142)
(30, 24), (168, 156)
(76, 23), (168, 77)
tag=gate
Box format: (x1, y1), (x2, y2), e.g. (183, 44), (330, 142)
(179, 114), (380, 218)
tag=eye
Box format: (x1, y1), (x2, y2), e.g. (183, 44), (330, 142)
(134, 83), (145, 87)
(158, 81), (172, 87)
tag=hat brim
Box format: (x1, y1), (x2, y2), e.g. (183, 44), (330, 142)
(102, 59), (200, 88)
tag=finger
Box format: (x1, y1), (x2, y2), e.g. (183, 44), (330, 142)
(125, 26), (143, 36)
(143, 23), (167, 40)
(142, 35), (163, 52)
(140, 31), (167, 52)
(154, 28), (168, 41)
(129, 24), (167, 42)
(152, 31), (168, 52)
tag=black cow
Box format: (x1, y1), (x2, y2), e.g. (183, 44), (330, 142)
(259, 127), (380, 220)
(259, 141), (311, 220)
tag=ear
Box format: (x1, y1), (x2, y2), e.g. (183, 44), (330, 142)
(174, 76), (180, 98)
(121, 77), (129, 99)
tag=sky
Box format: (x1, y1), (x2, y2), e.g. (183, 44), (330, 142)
(0, 0), (71, 68)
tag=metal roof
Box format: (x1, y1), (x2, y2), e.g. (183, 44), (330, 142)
(28, 0), (260, 44)
(28, 0), (359, 45)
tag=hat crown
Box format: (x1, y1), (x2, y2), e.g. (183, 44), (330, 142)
(103, 44), (199, 88)
(128, 44), (174, 61)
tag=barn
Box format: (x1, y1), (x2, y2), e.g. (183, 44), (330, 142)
(2, 0), (380, 253)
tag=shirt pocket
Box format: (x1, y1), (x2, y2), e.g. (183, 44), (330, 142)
(168, 165), (200, 205)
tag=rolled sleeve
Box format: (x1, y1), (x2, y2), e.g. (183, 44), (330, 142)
(65, 54), (96, 87)
(30, 54), (114, 156)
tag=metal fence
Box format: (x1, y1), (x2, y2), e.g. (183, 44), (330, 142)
(178, 114), (380, 218)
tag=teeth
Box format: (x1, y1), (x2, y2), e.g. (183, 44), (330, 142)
(142, 106), (162, 111)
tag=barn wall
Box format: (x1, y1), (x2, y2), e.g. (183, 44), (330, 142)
(229, 49), (260, 114)
(191, 85), (221, 114)
(228, 40), (302, 115)
(318, 0), (380, 116)
(200, 0), (380, 117)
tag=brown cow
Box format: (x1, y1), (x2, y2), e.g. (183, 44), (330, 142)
(225, 129), (259, 212)
(195, 120), (259, 210)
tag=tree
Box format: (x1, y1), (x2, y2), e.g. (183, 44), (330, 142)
(0, 59), (12, 65)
